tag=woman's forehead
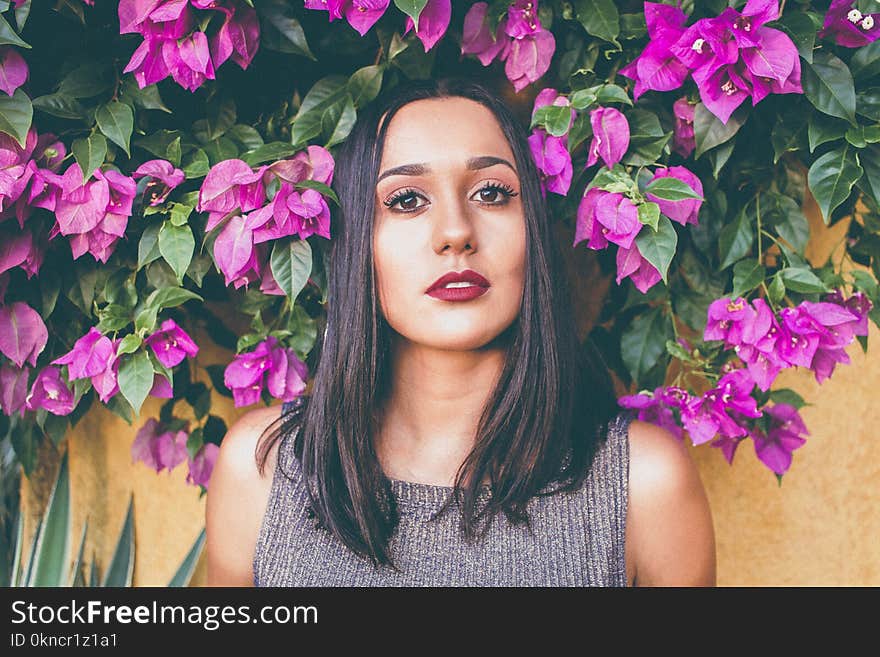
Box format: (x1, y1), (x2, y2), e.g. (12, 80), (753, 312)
(378, 97), (515, 167)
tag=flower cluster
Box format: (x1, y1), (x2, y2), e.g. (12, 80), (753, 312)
(133, 159), (186, 207)
(197, 146), (335, 291)
(573, 165), (703, 293)
(0, 45), (27, 96)
(131, 417), (219, 488)
(620, 371), (809, 475)
(818, 1), (879, 47)
(120, 0), (260, 92)
(705, 290), (872, 390)
(620, 0), (802, 124)
(305, 0), (451, 52)
(461, 1), (555, 92)
(223, 335), (309, 407)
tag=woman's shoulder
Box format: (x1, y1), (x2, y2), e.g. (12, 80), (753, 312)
(205, 403), (286, 585)
(623, 416), (716, 586)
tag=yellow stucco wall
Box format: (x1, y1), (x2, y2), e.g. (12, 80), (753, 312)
(19, 194), (879, 586)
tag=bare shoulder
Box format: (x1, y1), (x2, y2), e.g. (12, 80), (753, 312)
(205, 404), (285, 586)
(623, 418), (717, 587)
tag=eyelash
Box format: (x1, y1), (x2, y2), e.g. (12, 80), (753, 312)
(382, 181), (519, 213)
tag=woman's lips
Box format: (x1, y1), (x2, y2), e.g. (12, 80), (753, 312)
(426, 284), (489, 301)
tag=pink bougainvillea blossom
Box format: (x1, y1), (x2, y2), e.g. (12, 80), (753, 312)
(460, 1), (554, 93)
(672, 97), (696, 157)
(586, 107), (630, 169)
(119, 0), (259, 91)
(527, 129), (572, 197)
(50, 326), (123, 404)
(403, 0), (452, 52)
(818, 1), (879, 48)
(133, 159), (186, 206)
(0, 46), (28, 97)
(25, 365), (75, 416)
(0, 362), (29, 417)
(618, 2), (690, 100)
(681, 367), (762, 446)
(223, 335), (308, 407)
(131, 417), (190, 474)
(750, 403), (809, 475)
(144, 318), (199, 368)
(618, 385), (694, 440)
(0, 301), (47, 368)
(615, 241), (663, 293)
(187, 442), (219, 487)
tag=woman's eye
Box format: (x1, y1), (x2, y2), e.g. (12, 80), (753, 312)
(383, 189), (425, 212)
(472, 183), (518, 205)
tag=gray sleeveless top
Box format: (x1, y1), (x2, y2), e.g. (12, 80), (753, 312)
(253, 402), (635, 587)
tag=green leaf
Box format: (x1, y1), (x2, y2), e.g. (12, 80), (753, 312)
(0, 87), (32, 147)
(241, 141), (297, 166)
(731, 260), (765, 298)
(531, 104), (573, 136)
(102, 495), (135, 587)
(620, 307), (673, 383)
(28, 452), (70, 586)
(119, 77), (171, 113)
(158, 221), (194, 285)
(181, 147), (210, 179)
(138, 222), (162, 270)
(57, 62), (114, 99)
(290, 76), (348, 146)
(769, 388), (809, 410)
(295, 179), (339, 205)
(801, 52), (857, 126)
(322, 92), (357, 149)
(31, 93), (86, 121)
(645, 176), (703, 201)
(807, 113), (848, 153)
(226, 125), (264, 151)
(135, 130), (184, 166)
(621, 109), (669, 166)
(770, 109), (808, 163)
(569, 86), (599, 110)
(394, 0), (429, 32)
(858, 145), (880, 205)
(694, 102), (747, 158)
(71, 133), (107, 184)
(767, 195), (810, 254)
(596, 84), (632, 106)
(807, 146), (863, 224)
(197, 97), (237, 142)
(773, 12), (816, 63)
(768, 271), (785, 304)
(116, 334), (142, 356)
(168, 528), (206, 587)
(573, 0), (620, 45)
(637, 201), (660, 231)
(96, 102), (134, 157)
(260, 0), (316, 60)
(270, 238), (313, 301)
(779, 267), (830, 293)
(634, 216), (677, 284)
(0, 12), (29, 48)
(718, 205), (754, 270)
(850, 39), (880, 82)
(348, 65), (385, 109)
(118, 350), (154, 416)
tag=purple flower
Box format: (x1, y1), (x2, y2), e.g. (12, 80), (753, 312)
(586, 107), (630, 169)
(0, 46), (28, 97)
(198, 159), (267, 229)
(132, 159), (185, 206)
(646, 165), (703, 226)
(210, 3), (260, 69)
(343, 1), (391, 37)
(223, 335), (308, 407)
(505, 0), (541, 39)
(0, 301), (47, 368)
(733, 298), (788, 391)
(704, 296), (753, 348)
(681, 367), (762, 445)
(672, 97), (696, 158)
(504, 27), (555, 93)
(461, 2), (511, 66)
(594, 192), (641, 250)
(187, 442), (219, 488)
(618, 385), (692, 440)
(750, 403), (808, 476)
(618, 2), (690, 100)
(616, 241), (663, 293)
(144, 318), (199, 368)
(25, 365), (75, 416)
(527, 129), (572, 197)
(818, 1), (879, 48)
(403, 0), (452, 53)
(131, 417), (189, 474)
(51, 326), (115, 380)
(0, 362), (29, 417)
(573, 187), (610, 251)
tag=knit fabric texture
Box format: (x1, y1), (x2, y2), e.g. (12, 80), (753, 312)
(253, 403), (635, 587)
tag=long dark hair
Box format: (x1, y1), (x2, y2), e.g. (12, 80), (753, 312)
(256, 76), (619, 570)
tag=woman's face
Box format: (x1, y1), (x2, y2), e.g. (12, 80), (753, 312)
(373, 96), (527, 352)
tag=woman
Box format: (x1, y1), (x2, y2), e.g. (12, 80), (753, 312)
(206, 77), (716, 587)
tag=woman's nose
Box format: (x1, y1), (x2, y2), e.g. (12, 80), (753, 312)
(432, 191), (476, 254)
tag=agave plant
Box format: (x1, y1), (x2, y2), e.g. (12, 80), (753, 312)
(8, 450), (205, 587)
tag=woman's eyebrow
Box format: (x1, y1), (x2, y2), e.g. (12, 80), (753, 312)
(376, 155), (516, 184)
